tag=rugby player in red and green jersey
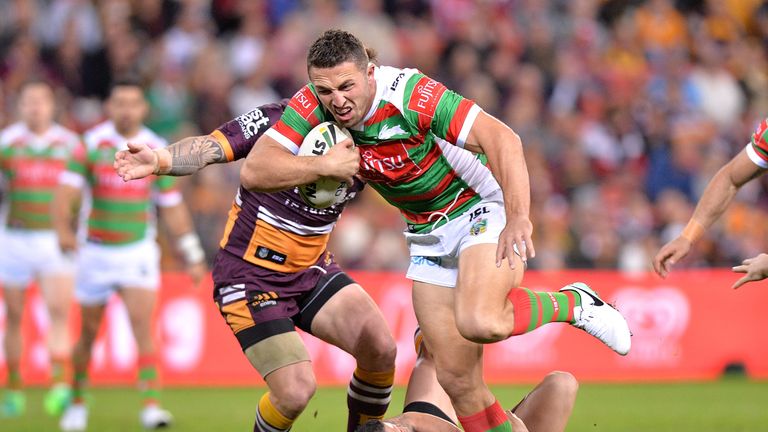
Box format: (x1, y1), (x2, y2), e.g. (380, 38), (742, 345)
(114, 102), (397, 432)
(54, 79), (206, 431)
(0, 81), (78, 418)
(240, 29), (632, 432)
(655, 118), (768, 288)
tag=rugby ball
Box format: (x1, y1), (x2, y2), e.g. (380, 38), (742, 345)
(297, 121), (351, 208)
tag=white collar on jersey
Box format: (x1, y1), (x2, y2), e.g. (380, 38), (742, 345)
(354, 64), (385, 131)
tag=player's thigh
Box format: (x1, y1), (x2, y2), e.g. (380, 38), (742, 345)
(411, 281), (482, 376)
(457, 242), (524, 312)
(119, 287), (158, 325)
(39, 273), (75, 318)
(308, 282), (394, 362)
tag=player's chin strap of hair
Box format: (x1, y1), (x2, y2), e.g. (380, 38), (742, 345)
(427, 188), (465, 231)
(177, 232), (205, 265)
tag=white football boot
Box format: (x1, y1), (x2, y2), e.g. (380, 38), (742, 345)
(560, 282), (632, 355)
(140, 404), (174, 429)
(59, 403), (88, 431)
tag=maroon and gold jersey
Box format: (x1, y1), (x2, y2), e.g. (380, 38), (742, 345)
(211, 101), (363, 275)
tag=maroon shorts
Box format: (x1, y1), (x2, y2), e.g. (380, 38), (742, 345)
(212, 249), (354, 350)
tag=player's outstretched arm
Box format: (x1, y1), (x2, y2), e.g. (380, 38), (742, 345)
(114, 135), (227, 180)
(240, 134), (359, 193)
(464, 111), (534, 268)
(653, 149), (765, 277)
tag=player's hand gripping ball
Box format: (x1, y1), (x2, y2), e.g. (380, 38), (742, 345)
(297, 121), (352, 208)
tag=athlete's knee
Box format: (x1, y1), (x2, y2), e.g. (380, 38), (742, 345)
(544, 371), (579, 402)
(434, 364), (482, 398)
(355, 332), (397, 371)
(47, 303), (70, 325)
(270, 373), (317, 417)
(455, 312), (509, 343)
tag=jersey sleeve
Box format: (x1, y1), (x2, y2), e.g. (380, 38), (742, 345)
(210, 100), (288, 161)
(152, 175), (182, 207)
(59, 140), (88, 188)
(402, 73), (481, 148)
(264, 85), (327, 154)
(746, 118), (768, 169)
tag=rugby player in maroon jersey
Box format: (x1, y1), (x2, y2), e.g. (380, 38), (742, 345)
(115, 101), (396, 432)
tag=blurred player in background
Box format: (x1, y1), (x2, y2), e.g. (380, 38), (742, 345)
(654, 119), (768, 289)
(114, 102), (396, 432)
(0, 81), (79, 417)
(52, 79), (206, 431)
(357, 329), (577, 432)
(241, 29), (629, 432)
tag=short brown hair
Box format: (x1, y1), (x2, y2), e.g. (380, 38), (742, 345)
(307, 29), (376, 71)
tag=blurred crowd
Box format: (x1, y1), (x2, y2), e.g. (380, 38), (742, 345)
(2, 0), (768, 273)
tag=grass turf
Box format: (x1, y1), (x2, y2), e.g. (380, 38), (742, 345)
(2, 378), (766, 431)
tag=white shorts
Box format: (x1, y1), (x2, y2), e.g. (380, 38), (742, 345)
(0, 229), (75, 288)
(76, 240), (160, 305)
(405, 199), (505, 288)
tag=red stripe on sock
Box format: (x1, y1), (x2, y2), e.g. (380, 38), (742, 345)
(138, 354), (157, 369)
(458, 400), (509, 432)
(507, 288), (532, 336)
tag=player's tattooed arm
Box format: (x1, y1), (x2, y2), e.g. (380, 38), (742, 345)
(166, 134), (227, 175)
(116, 134), (229, 180)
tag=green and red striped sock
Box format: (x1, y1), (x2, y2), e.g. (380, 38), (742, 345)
(458, 400), (512, 432)
(138, 354), (160, 406)
(507, 287), (580, 335)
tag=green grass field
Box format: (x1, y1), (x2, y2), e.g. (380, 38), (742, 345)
(2, 378), (766, 431)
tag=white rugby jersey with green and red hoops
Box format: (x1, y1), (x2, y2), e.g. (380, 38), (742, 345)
(746, 118), (768, 168)
(0, 122), (81, 230)
(265, 66), (501, 233)
(61, 121), (181, 245)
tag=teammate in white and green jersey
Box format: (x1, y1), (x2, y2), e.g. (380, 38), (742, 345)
(0, 81), (78, 418)
(53, 79), (206, 431)
(240, 30), (631, 432)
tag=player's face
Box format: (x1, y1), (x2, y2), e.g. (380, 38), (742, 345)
(309, 61), (375, 128)
(18, 84), (55, 131)
(107, 86), (148, 135)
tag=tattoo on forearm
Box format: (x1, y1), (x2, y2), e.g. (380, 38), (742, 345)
(168, 135), (227, 175)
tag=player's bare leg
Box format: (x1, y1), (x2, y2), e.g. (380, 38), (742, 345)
(244, 334), (314, 431)
(40, 273), (75, 415)
(455, 244), (524, 342)
(457, 243), (630, 355)
(310, 283), (397, 431)
(412, 281), (508, 431)
(1, 286), (26, 417)
(60, 303), (105, 431)
(120, 287), (171, 429)
(511, 371), (578, 432)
